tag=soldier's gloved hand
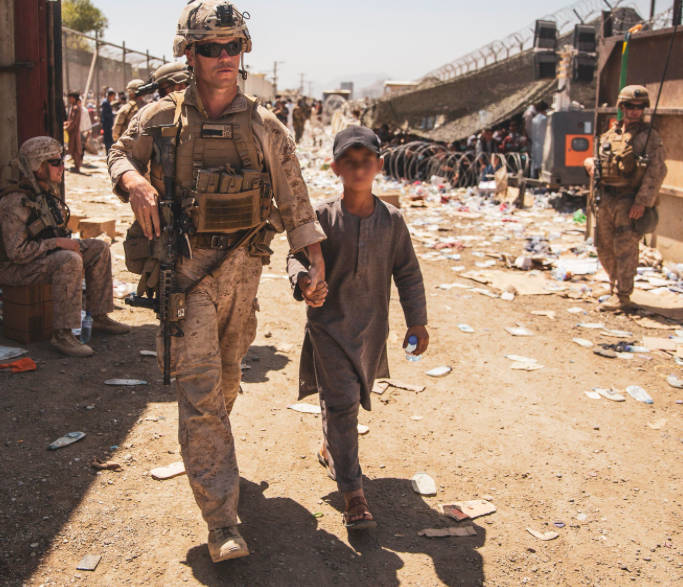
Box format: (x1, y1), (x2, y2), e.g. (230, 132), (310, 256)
(629, 203), (645, 220)
(122, 170), (161, 240)
(55, 237), (81, 254)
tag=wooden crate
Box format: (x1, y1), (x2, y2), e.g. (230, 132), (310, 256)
(79, 218), (116, 239)
(1, 284), (53, 343)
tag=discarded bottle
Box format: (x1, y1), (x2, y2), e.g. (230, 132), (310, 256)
(80, 312), (93, 344)
(405, 335), (421, 362)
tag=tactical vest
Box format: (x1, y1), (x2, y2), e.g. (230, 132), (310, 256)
(0, 182), (69, 262)
(149, 91), (272, 236)
(598, 124), (648, 190)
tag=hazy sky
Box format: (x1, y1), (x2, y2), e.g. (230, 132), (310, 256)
(91, 0), (655, 95)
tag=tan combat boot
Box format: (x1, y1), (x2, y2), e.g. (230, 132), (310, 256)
(207, 526), (249, 563)
(50, 329), (94, 357)
(618, 294), (635, 311)
(92, 315), (130, 335)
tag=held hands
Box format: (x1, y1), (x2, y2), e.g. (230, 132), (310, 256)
(403, 325), (429, 356)
(298, 273), (328, 308)
(124, 171), (161, 240)
(629, 203), (645, 220)
(55, 237), (80, 254)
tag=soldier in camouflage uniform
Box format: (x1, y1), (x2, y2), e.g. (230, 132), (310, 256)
(108, 0), (326, 562)
(585, 85), (667, 312)
(292, 98), (310, 144)
(152, 62), (193, 98)
(112, 79), (146, 142)
(0, 137), (130, 357)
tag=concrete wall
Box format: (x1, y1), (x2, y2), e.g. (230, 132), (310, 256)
(240, 72), (274, 101)
(0, 0), (18, 176)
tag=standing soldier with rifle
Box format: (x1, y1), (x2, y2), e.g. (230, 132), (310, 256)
(108, 0), (326, 563)
(584, 85), (667, 312)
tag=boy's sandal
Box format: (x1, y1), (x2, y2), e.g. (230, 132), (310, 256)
(316, 451), (336, 481)
(343, 496), (377, 530)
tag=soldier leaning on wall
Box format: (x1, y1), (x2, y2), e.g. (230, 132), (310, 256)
(584, 85), (667, 312)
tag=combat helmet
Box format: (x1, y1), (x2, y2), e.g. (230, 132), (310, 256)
(617, 85), (650, 108)
(153, 62), (193, 88)
(173, 0), (252, 58)
(126, 79), (145, 93)
(19, 137), (63, 173)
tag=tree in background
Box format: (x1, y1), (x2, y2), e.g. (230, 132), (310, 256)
(62, 0), (108, 35)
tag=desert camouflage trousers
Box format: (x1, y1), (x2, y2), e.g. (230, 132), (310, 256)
(162, 246), (262, 530)
(0, 239), (113, 329)
(596, 193), (640, 296)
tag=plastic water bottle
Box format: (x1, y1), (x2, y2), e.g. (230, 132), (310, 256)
(80, 312), (92, 344)
(405, 335), (421, 362)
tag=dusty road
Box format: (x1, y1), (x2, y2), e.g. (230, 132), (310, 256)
(0, 146), (681, 586)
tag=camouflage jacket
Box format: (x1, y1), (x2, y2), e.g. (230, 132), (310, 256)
(599, 121), (668, 207)
(108, 85), (325, 252)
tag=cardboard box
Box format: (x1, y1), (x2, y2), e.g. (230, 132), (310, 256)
(2, 284), (53, 343)
(67, 214), (84, 233)
(378, 191), (401, 209)
(79, 218), (116, 239)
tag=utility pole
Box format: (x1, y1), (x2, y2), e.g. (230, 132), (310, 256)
(272, 60), (284, 96)
(307, 81), (313, 97)
(299, 72), (305, 95)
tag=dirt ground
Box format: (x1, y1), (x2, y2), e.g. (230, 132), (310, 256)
(0, 144), (681, 587)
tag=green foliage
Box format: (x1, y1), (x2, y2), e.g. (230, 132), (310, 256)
(62, 0), (108, 35)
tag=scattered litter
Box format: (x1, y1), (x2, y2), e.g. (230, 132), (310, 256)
(313, 512), (324, 519)
(667, 374), (683, 389)
(439, 503), (471, 522)
(567, 307), (584, 314)
(531, 310), (556, 320)
(505, 354), (537, 363)
(151, 461), (186, 480)
(647, 419), (666, 430)
(458, 324), (475, 333)
(426, 366), (452, 377)
(573, 338), (594, 348)
(577, 323), (605, 329)
(48, 431), (86, 451)
(411, 473), (437, 496)
(287, 403), (322, 414)
(593, 349), (617, 359)
(584, 390), (601, 399)
(372, 381), (390, 394)
(594, 387), (625, 402)
(505, 326), (534, 337)
(601, 329), (633, 338)
(0, 357), (37, 373)
(76, 554), (102, 571)
(410, 415), (423, 421)
(104, 379), (148, 386)
(527, 528), (559, 541)
(501, 291), (515, 301)
(553, 521), (566, 528)
(139, 350), (157, 357)
(576, 513), (588, 522)
(91, 458), (122, 471)
(418, 526), (477, 538)
(510, 360), (543, 371)
(451, 500), (497, 519)
(357, 424), (369, 435)
(0, 346), (28, 362)
(625, 385), (654, 404)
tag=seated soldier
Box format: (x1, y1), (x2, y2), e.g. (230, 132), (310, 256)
(0, 137), (130, 357)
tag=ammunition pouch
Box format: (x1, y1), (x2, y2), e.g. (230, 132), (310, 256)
(123, 221), (165, 295)
(190, 168), (272, 234)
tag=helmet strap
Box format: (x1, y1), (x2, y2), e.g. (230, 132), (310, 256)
(240, 53), (248, 81)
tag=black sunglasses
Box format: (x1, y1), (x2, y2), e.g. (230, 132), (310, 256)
(623, 102), (646, 110)
(196, 40), (243, 58)
(47, 157), (65, 167)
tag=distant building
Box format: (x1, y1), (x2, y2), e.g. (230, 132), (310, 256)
(239, 72), (274, 101)
(340, 81), (354, 99)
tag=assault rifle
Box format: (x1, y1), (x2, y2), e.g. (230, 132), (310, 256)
(125, 124), (190, 385)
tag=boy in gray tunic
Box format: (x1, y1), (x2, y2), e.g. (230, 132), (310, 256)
(288, 127), (429, 528)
